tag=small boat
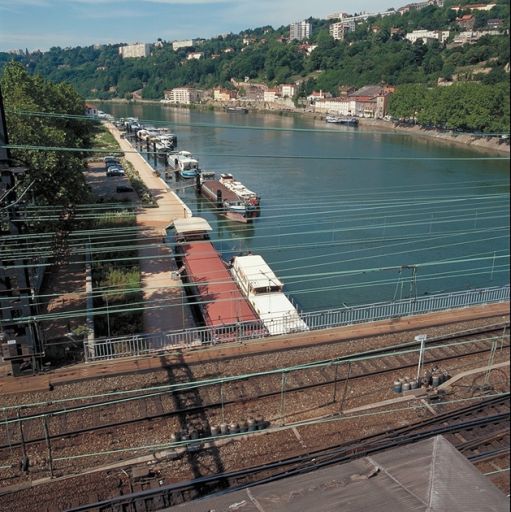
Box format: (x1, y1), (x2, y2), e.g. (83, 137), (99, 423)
(167, 150), (200, 178)
(153, 134), (177, 153)
(325, 115), (358, 126)
(198, 172), (260, 223)
(225, 106), (248, 113)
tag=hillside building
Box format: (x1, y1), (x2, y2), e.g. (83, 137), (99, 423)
(405, 30), (450, 44)
(289, 21), (311, 41)
(398, 0), (443, 14)
(457, 14), (476, 30)
(313, 85), (391, 119)
(118, 43), (151, 59)
(213, 88), (236, 101)
(450, 3), (496, 12)
(330, 19), (356, 40)
(163, 87), (203, 104)
(186, 52), (203, 60)
(172, 39), (200, 51)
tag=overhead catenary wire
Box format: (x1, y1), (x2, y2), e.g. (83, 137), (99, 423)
(6, 108), (511, 137)
(2, 143), (510, 161)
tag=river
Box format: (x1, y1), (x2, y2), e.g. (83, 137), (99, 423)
(97, 103), (510, 313)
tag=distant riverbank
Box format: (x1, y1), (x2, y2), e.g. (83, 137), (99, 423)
(93, 98), (510, 155)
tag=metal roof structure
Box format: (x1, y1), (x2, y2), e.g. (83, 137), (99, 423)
(182, 241), (258, 327)
(166, 435), (508, 512)
(173, 217), (212, 236)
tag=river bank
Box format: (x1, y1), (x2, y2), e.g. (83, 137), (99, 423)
(93, 98), (510, 155)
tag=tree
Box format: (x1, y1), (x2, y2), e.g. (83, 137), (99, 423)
(1, 62), (92, 205)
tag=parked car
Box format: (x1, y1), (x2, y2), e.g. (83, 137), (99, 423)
(104, 155), (121, 167)
(106, 166), (125, 176)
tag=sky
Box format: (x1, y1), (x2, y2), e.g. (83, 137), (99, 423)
(0, 0), (413, 52)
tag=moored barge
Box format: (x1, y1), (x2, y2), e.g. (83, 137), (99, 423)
(197, 172), (260, 223)
(172, 218), (261, 341)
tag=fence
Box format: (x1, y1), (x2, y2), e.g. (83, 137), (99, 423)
(84, 285), (510, 362)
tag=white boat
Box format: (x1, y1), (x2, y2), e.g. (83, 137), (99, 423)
(167, 150), (200, 178)
(325, 115), (358, 126)
(230, 254), (309, 336)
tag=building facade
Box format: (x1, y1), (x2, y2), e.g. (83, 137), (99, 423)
(163, 88), (202, 104)
(290, 21), (311, 41)
(405, 30), (450, 43)
(118, 43), (151, 59)
(172, 39), (200, 51)
(213, 88), (236, 101)
(313, 85), (390, 119)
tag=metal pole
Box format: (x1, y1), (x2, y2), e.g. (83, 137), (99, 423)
(339, 362), (352, 413)
(279, 372), (287, 424)
(332, 363), (339, 403)
(483, 339), (498, 388)
(42, 416), (54, 478)
(3, 410), (12, 452)
(106, 295), (111, 338)
(16, 409), (27, 465)
(415, 334), (427, 381)
(220, 381), (224, 424)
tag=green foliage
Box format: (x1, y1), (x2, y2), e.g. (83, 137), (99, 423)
(0, 2), (508, 134)
(389, 81), (510, 133)
(1, 61), (93, 205)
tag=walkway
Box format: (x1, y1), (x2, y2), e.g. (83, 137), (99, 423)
(106, 123), (194, 334)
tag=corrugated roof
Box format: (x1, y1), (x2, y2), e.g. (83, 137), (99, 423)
(182, 241), (258, 327)
(167, 436), (508, 512)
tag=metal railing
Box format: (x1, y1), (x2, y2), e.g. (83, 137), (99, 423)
(84, 285), (510, 362)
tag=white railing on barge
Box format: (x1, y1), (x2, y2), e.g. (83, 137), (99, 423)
(84, 285), (510, 362)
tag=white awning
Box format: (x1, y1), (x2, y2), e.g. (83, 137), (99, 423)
(173, 217), (213, 235)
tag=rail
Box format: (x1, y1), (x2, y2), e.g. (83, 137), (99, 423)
(84, 285), (510, 361)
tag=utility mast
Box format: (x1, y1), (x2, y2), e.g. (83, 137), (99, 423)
(0, 86), (43, 375)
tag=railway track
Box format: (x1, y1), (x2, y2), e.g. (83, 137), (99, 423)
(0, 324), (508, 454)
(62, 393), (510, 512)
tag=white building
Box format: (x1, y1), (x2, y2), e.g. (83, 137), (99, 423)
(281, 84), (296, 98)
(290, 21), (311, 41)
(315, 98), (358, 116)
(186, 52), (203, 60)
(172, 39), (200, 51)
(453, 29), (501, 44)
(163, 88), (203, 104)
(326, 12), (350, 20)
(263, 89), (279, 102)
(118, 43), (151, 59)
(330, 20), (355, 40)
(405, 30), (450, 44)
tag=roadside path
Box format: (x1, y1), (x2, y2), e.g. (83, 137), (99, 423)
(106, 123), (195, 335)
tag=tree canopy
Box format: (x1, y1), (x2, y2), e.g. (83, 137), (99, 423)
(1, 62), (93, 205)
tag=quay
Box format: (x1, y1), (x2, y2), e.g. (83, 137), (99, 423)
(105, 122), (195, 334)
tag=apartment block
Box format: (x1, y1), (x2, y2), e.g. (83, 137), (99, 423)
(163, 88), (203, 104)
(118, 43), (151, 59)
(290, 21), (311, 41)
